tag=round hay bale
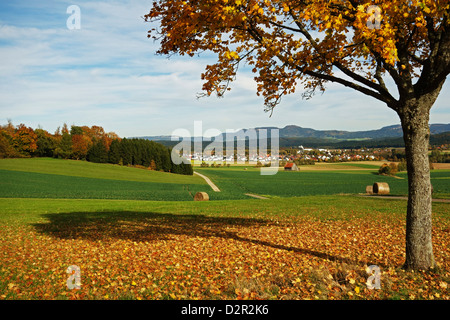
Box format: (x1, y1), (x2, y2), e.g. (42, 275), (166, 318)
(194, 192), (209, 201)
(373, 182), (390, 195)
(366, 185), (374, 195)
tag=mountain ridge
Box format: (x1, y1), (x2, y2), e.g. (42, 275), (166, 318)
(135, 123), (450, 141)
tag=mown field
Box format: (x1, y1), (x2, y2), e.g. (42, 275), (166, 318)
(0, 158), (449, 300)
(0, 158), (207, 201)
(1, 158), (449, 200)
(194, 164), (450, 200)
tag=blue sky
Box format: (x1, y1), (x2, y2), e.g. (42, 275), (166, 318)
(0, 0), (449, 138)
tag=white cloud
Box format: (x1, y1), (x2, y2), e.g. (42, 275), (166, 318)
(0, 0), (448, 138)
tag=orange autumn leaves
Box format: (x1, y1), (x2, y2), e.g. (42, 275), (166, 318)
(145, 0), (449, 109)
(1, 213), (449, 300)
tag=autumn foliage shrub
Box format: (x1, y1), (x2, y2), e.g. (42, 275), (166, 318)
(378, 162), (398, 176)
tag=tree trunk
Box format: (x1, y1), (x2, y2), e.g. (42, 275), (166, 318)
(398, 97), (436, 271)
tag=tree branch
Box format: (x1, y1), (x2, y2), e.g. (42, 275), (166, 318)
(300, 67), (397, 107)
(267, 20), (302, 33)
(374, 59), (389, 93)
(415, 17), (450, 95)
(285, 9), (397, 106)
(333, 61), (394, 98)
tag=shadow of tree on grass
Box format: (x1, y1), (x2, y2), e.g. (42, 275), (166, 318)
(33, 210), (357, 265)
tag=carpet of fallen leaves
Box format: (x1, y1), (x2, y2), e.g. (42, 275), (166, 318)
(1, 211), (449, 300)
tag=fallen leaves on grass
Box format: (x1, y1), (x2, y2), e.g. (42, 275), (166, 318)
(0, 212), (449, 300)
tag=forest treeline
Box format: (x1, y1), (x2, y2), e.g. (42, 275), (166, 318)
(0, 121), (193, 175)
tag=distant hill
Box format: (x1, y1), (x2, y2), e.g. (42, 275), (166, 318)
(136, 124), (450, 148)
(135, 135), (177, 141)
(256, 123), (450, 140)
(272, 131), (450, 149)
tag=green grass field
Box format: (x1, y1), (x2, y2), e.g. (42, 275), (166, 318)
(0, 158), (449, 300)
(1, 158), (449, 200)
(0, 158), (208, 201)
(194, 166), (450, 200)
(0, 157), (203, 184)
(1, 195), (449, 300)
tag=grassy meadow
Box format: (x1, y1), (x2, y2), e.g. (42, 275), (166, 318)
(194, 164), (450, 200)
(0, 158), (449, 300)
(0, 158), (207, 201)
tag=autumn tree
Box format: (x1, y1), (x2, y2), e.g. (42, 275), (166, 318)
(0, 124), (21, 158)
(146, 0), (450, 270)
(72, 134), (93, 160)
(104, 132), (121, 151)
(69, 125), (91, 160)
(84, 125), (106, 143)
(13, 124), (38, 156)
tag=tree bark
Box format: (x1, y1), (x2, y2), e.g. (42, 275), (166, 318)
(397, 95), (438, 271)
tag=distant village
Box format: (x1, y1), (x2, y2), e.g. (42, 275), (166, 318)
(285, 145), (378, 162)
(182, 145), (401, 165)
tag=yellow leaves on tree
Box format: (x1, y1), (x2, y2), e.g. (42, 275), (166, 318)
(145, 0), (449, 111)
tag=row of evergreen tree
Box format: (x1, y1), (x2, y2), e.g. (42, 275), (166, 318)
(93, 138), (193, 175)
